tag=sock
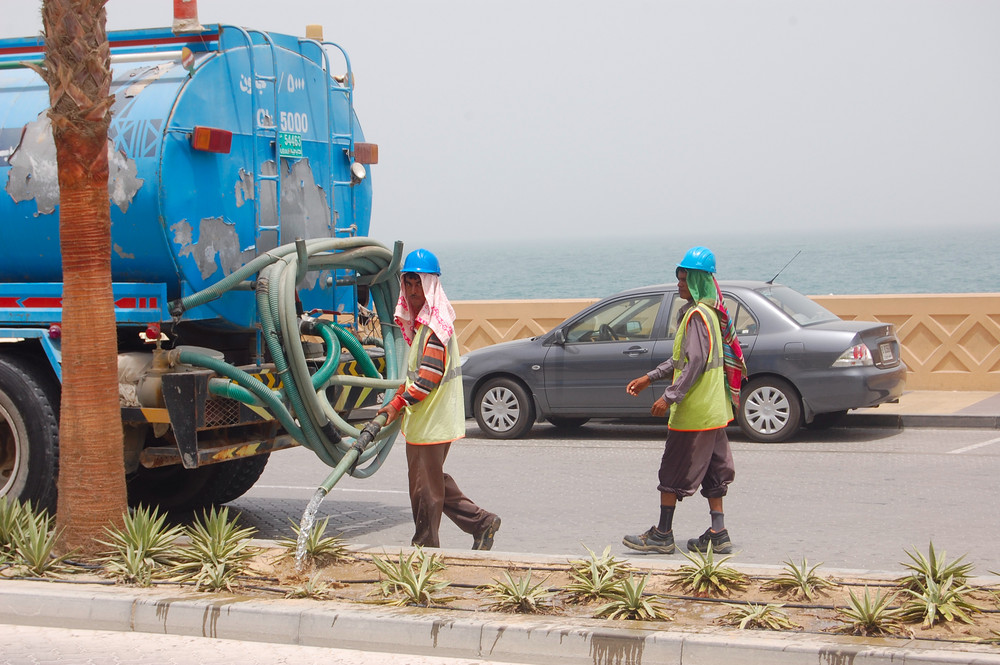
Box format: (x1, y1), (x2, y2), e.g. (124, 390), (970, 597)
(710, 510), (725, 532)
(657, 505), (675, 533)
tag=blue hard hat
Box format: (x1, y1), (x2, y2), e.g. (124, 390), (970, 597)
(401, 248), (441, 275)
(677, 246), (716, 274)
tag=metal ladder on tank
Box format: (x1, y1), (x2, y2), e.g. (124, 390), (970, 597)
(298, 37), (359, 240)
(229, 27), (283, 250)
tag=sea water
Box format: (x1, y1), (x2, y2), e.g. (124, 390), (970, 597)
(432, 225), (998, 300)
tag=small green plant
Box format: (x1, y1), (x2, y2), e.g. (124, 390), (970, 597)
(99, 505), (184, 585)
(594, 574), (672, 621)
(898, 576), (980, 628)
(285, 573), (334, 599)
(371, 548), (454, 607)
(480, 570), (555, 614)
(169, 506), (258, 592)
(10, 505), (74, 576)
(761, 558), (836, 600)
(720, 602), (800, 630)
(564, 560), (625, 604)
(568, 545), (634, 581)
(897, 541), (974, 591)
(668, 542), (748, 597)
(0, 497), (30, 562)
(833, 587), (906, 637)
(274, 517), (349, 566)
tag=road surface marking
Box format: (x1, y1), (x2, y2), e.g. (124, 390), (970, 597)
(254, 485), (407, 494)
(947, 436), (1000, 454)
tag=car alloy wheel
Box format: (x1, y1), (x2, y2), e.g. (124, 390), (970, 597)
(738, 376), (802, 443)
(474, 377), (535, 439)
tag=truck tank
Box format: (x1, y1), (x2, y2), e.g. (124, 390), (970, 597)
(0, 24), (402, 513)
(0, 24), (377, 330)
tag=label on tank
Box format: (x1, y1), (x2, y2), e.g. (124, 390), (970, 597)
(278, 132), (303, 158)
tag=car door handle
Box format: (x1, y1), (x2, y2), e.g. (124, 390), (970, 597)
(623, 346), (648, 356)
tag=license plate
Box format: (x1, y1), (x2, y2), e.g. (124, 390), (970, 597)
(879, 342), (894, 362)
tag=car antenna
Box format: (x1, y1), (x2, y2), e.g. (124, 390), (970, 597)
(767, 250), (801, 284)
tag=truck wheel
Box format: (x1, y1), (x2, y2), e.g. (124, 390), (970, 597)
(202, 454), (270, 505)
(474, 377), (535, 439)
(737, 376), (802, 443)
(127, 465), (218, 512)
(0, 354), (60, 513)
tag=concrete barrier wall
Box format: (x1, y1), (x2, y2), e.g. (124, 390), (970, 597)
(452, 294), (1000, 391)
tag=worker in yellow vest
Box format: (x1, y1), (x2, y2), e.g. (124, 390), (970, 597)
(377, 249), (501, 550)
(622, 246), (741, 555)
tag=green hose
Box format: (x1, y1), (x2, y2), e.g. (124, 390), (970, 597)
(169, 237), (406, 491)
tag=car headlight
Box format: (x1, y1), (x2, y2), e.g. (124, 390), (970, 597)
(832, 344), (873, 367)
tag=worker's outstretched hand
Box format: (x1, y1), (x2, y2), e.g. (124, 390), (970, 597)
(626, 375), (651, 396)
(377, 402), (400, 425)
(650, 397), (669, 418)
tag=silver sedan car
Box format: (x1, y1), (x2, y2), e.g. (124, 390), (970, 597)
(460, 281), (907, 443)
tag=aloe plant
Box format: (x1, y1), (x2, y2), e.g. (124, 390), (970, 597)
(371, 548), (454, 607)
(169, 506), (258, 592)
(274, 516), (349, 565)
(594, 574), (672, 621)
(721, 602), (800, 630)
(99, 505), (184, 585)
(11, 505), (73, 576)
(898, 576), (980, 628)
(480, 570), (555, 614)
(898, 541), (974, 591)
(761, 558), (836, 600)
(834, 587), (907, 637)
(285, 573), (335, 600)
(668, 542), (748, 596)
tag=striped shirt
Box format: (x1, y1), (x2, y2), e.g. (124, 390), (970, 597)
(389, 330), (447, 410)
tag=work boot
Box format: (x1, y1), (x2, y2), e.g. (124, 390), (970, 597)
(686, 528), (733, 554)
(622, 526), (675, 554)
(472, 515), (501, 551)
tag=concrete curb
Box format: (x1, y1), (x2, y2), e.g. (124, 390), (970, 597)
(3, 576), (1000, 665)
(844, 413), (1000, 430)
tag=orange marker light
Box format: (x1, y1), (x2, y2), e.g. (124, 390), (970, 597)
(191, 126), (233, 153)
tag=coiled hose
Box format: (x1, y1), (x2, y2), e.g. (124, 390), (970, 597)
(168, 237), (407, 480)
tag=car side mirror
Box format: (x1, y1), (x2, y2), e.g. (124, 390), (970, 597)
(553, 328), (566, 346)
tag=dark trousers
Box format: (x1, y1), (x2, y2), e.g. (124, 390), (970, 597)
(405, 441), (494, 548)
(656, 427), (735, 499)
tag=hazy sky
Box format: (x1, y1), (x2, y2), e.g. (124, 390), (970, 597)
(4, 1), (999, 249)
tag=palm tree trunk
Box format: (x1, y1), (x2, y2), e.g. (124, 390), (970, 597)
(37, 0), (127, 556)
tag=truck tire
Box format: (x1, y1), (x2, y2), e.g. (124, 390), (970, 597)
(201, 454), (270, 505)
(0, 353), (61, 513)
(127, 465), (218, 512)
(128, 454), (270, 512)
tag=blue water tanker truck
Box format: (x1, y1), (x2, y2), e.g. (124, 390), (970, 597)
(0, 23), (406, 511)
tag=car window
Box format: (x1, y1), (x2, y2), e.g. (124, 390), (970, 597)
(723, 296), (758, 336)
(564, 295), (663, 343)
(666, 293), (759, 338)
(755, 285), (839, 326)
(666, 294), (686, 338)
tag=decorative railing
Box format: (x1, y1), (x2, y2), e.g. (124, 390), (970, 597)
(452, 294), (1000, 391)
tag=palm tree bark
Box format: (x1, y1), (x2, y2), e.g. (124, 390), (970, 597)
(35, 0), (127, 555)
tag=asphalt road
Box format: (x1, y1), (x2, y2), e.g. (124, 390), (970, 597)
(229, 422), (1000, 575)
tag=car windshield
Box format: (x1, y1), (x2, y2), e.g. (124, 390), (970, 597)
(754, 285), (840, 326)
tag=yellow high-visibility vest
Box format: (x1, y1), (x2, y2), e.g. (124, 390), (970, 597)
(669, 303), (733, 431)
(401, 324), (465, 444)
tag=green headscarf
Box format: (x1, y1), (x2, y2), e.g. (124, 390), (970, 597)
(684, 269), (717, 305)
